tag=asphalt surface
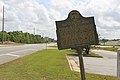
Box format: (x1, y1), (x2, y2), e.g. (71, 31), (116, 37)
(0, 44), (46, 64)
(67, 50), (117, 76)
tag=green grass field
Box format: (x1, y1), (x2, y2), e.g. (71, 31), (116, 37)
(91, 47), (118, 52)
(83, 52), (103, 58)
(0, 49), (117, 80)
(67, 49), (103, 58)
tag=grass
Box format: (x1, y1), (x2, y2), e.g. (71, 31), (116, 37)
(48, 46), (57, 48)
(67, 50), (103, 58)
(83, 52), (103, 58)
(49, 45), (119, 52)
(0, 49), (117, 80)
(91, 46), (118, 52)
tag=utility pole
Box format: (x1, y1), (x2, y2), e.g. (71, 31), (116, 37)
(34, 27), (35, 35)
(2, 6), (4, 44)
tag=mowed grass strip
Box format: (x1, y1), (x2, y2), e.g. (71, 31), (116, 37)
(83, 52), (103, 58)
(0, 49), (117, 80)
(91, 46), (118, 52)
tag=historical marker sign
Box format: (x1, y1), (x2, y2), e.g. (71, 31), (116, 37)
(56, 10), (99, 50)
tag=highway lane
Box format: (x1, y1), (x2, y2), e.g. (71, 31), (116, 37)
(0, 44), (46, 64)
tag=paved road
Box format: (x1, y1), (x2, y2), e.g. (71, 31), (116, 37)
(67, 50), (117, 76)
(0, 44), (46, 64)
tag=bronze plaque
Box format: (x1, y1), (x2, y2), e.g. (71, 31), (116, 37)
(56, 10), (99, 50)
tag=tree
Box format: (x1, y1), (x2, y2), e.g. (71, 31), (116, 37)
(0, 31), (55, 44)
(101, 39), (108, 45)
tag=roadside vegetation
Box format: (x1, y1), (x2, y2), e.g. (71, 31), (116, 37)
(67, 49), (103, 58)
(91, 46), (119, 52)
(0, 49), (116, 80)
(49, 46), (103, 58)
(83, 52), (103, 58)
(0, 31), (55, 44)
(48, 45), (57, 48)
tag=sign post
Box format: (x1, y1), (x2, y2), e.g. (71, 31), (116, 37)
(77, 47), (86, 80)
(56, 10), (99, 80)
(117, 49), (120, 80)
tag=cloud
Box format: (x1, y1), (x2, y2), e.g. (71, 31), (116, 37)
(98, 17), (120, 28)
(0, 0), (55, 38)
(0, 0), (120, 39)
(50, 0), (75, 11)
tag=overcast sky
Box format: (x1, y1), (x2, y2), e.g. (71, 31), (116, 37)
(0, 0), (120, 39)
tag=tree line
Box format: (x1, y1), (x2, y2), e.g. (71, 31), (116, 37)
(0, 31), (55, 44)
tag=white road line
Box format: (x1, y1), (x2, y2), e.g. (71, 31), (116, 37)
(0, 49), (37, 57)
(0, 53), (20, 57)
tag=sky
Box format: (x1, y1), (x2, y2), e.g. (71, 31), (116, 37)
(0, 0), (120, 39)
